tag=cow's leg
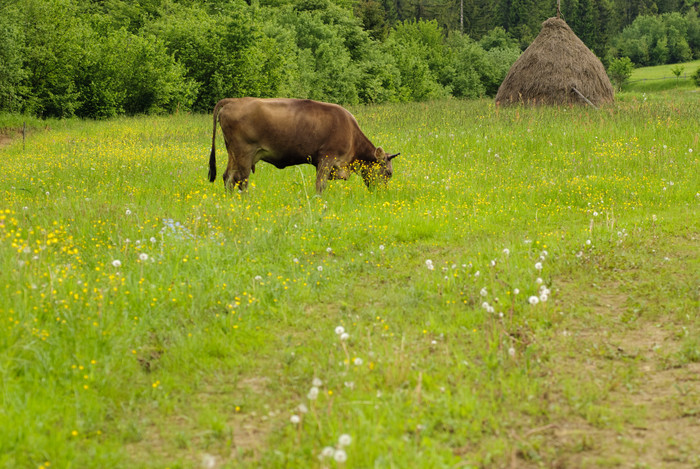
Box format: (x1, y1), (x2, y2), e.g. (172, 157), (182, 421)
(222, 138), (253, 192)
(315, 157), (335, 193)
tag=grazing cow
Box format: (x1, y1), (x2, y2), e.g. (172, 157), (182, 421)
(209, 98), (399, 193)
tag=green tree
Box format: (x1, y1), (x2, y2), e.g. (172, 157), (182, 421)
(0, 4), (26, 112)
(607, 55), (634, 89)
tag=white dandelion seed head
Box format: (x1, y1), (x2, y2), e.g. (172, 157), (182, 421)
(490, 259), (496, 267)
(474, 270), (480, 277)
(320, 446), (335, 458)
(326, 247), (332, 253)
(534, 262), (543, 271)
(513, 288), (520, 295)
(290, 415), (300, 424)
(333, 449), (347, 463)
(125, 209), (131, 215)
(307, 386), (319, 400)
(425, 259), (434, 270)
(503, 248), (510, 256)
(586, 239), (592, 245)
(112, 260), (122, 268)
(539, 293), (549, 302)
(480, 287), (488, 297)
(338, 434), (352, 447)
(139, 253), (148, 261)
(335, 326), (345, 335)
(254, 275), (262, 281)
(353, 357), (363, 366)
(298, 404), (308, 414)
(379, 244), (385, 251)
(486, 305), (495, 313)
(317, 265), (323, 272)
(593, 211), (599, 217)
(536, 277), (543, 284)
(293, 257), (299, 263)
(481, 301), (490, 310)
(508, 347), (516, 357)
(312, 377), (323, 387)
(150, 237), (156, 243)
(528, 296), (540, 305)
(340, 332), (349, 341)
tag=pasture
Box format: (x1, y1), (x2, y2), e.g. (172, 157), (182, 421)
(624, 59), (700, 93)
(1, 95), (698, 468)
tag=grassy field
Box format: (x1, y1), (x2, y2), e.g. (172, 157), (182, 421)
(623, 59), (700, 93)
(1, 94), (698, 468)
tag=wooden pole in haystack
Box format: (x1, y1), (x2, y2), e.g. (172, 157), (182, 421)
(557, 0), (561, 18)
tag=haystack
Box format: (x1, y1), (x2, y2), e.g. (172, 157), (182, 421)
(495, 17), (614, 106)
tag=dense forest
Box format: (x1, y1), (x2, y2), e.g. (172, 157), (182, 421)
(1, 0), (698, 118)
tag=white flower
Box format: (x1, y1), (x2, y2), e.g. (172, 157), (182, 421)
(379, 245), (385, 251)
(586, 239), (592, 245)
(326, 247), (332, 253)
(293, 257), (299, 263)
(503, 248), (510, 256)
(335, 326), (345, 335)
(353, 357), (363, 366)
(338, 434), (352, 446)
(534, 262), (543, 271)
(298, 404), (308, 414)
(513, 288), (520, 295)
(290, 415), (300, 424)
(312, 377), (323, 387)
(333, 449), (347, 463)
(481, 301), (490, 310)
(317, 265), (323, 272)
(139, 253), (148, 261)
(508, 347), (516, 357)
(340, 333), (349, 341)
(689, 148), (693, 153)
(539, 293), (549, 302)
(125, 209), (132, 215)
(320, 446), (335, 458)
(150, 237), (156, 243)
(490, 259), (496, 267)
(112, 260), (122, 268)
(480, 287), (488, 297)
(425, 259), (434, 270)
(254, 275), (262, 281)
(307, 386), (319, 400)
(474, 270), (480, 277)
(536, 277), (543, 284)
(528, 296), (540, 305)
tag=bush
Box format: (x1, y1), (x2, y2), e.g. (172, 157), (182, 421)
(692, 67), (700, 87)
(608, 56), (634, 90)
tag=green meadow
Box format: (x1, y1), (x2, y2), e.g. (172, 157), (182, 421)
(624, 59), (700, 92)
(1, 94), (698, 468)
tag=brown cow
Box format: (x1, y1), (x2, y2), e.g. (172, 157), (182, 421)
(209, 98), (399, 193)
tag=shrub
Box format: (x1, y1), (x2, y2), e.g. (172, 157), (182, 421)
(692, 67), (700, 87)
(607, 56), (634, 90)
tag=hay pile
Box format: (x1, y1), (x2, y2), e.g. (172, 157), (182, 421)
(495, 17), (614, 106)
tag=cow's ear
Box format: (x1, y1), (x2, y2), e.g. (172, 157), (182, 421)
(374, 147), (386, 160)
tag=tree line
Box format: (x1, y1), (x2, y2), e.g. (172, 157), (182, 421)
(0, 0), (698, 118)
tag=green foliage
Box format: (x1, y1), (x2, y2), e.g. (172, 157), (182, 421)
(608, 56), (634, 89)
(479, 26), (519, 51)
(0, 6), (25, 113)
(693, 65), (700, 85)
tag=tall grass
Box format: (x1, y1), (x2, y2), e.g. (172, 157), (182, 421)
(1, 95), (698, 468)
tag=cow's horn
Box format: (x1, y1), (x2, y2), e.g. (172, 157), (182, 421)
(387, 153), (400, 160)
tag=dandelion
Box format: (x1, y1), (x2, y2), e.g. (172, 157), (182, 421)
(338, 434), (352, 447)
(480, 287), (488, 297)
(425, 259), (434, 270)
(534, 262), (543, 271)
(353, 357), (363, 366)
(508, 347), (516, 357)
(320, 446), (335, 459)
(326, 247), (332, 253)
(340, 332), (349, 341)
(333, 449), (347, 463)
(503, 248), (510, 256)
(335, 326), (345, 335)
(586, 239), (592, 245)
(150, 237), (156, 243)
(513, 288), (520, 295)
(593, 211), (599, 217)
(317, 265), (323, 272)
(307, 386), (319, 400)
(312, 377), (323, 387)
(293, 257), (299, 263)
(481, 301), (490, 310)
(112, 260), (122, 268)
(490, 259), (496, 267)
(536, 277), (543, 284)
(139, 253), (148, 262)
(379, 245), (385, 251)
(528, 296), (540, 305)
(254, 275), (262, 281)
(125, 209), (131, 215)
(290, 415), (300, 424)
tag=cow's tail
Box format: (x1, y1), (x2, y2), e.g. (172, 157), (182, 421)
(209, 99), (230, 183)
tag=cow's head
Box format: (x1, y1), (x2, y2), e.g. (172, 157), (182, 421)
(359, 147), (400, 188)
